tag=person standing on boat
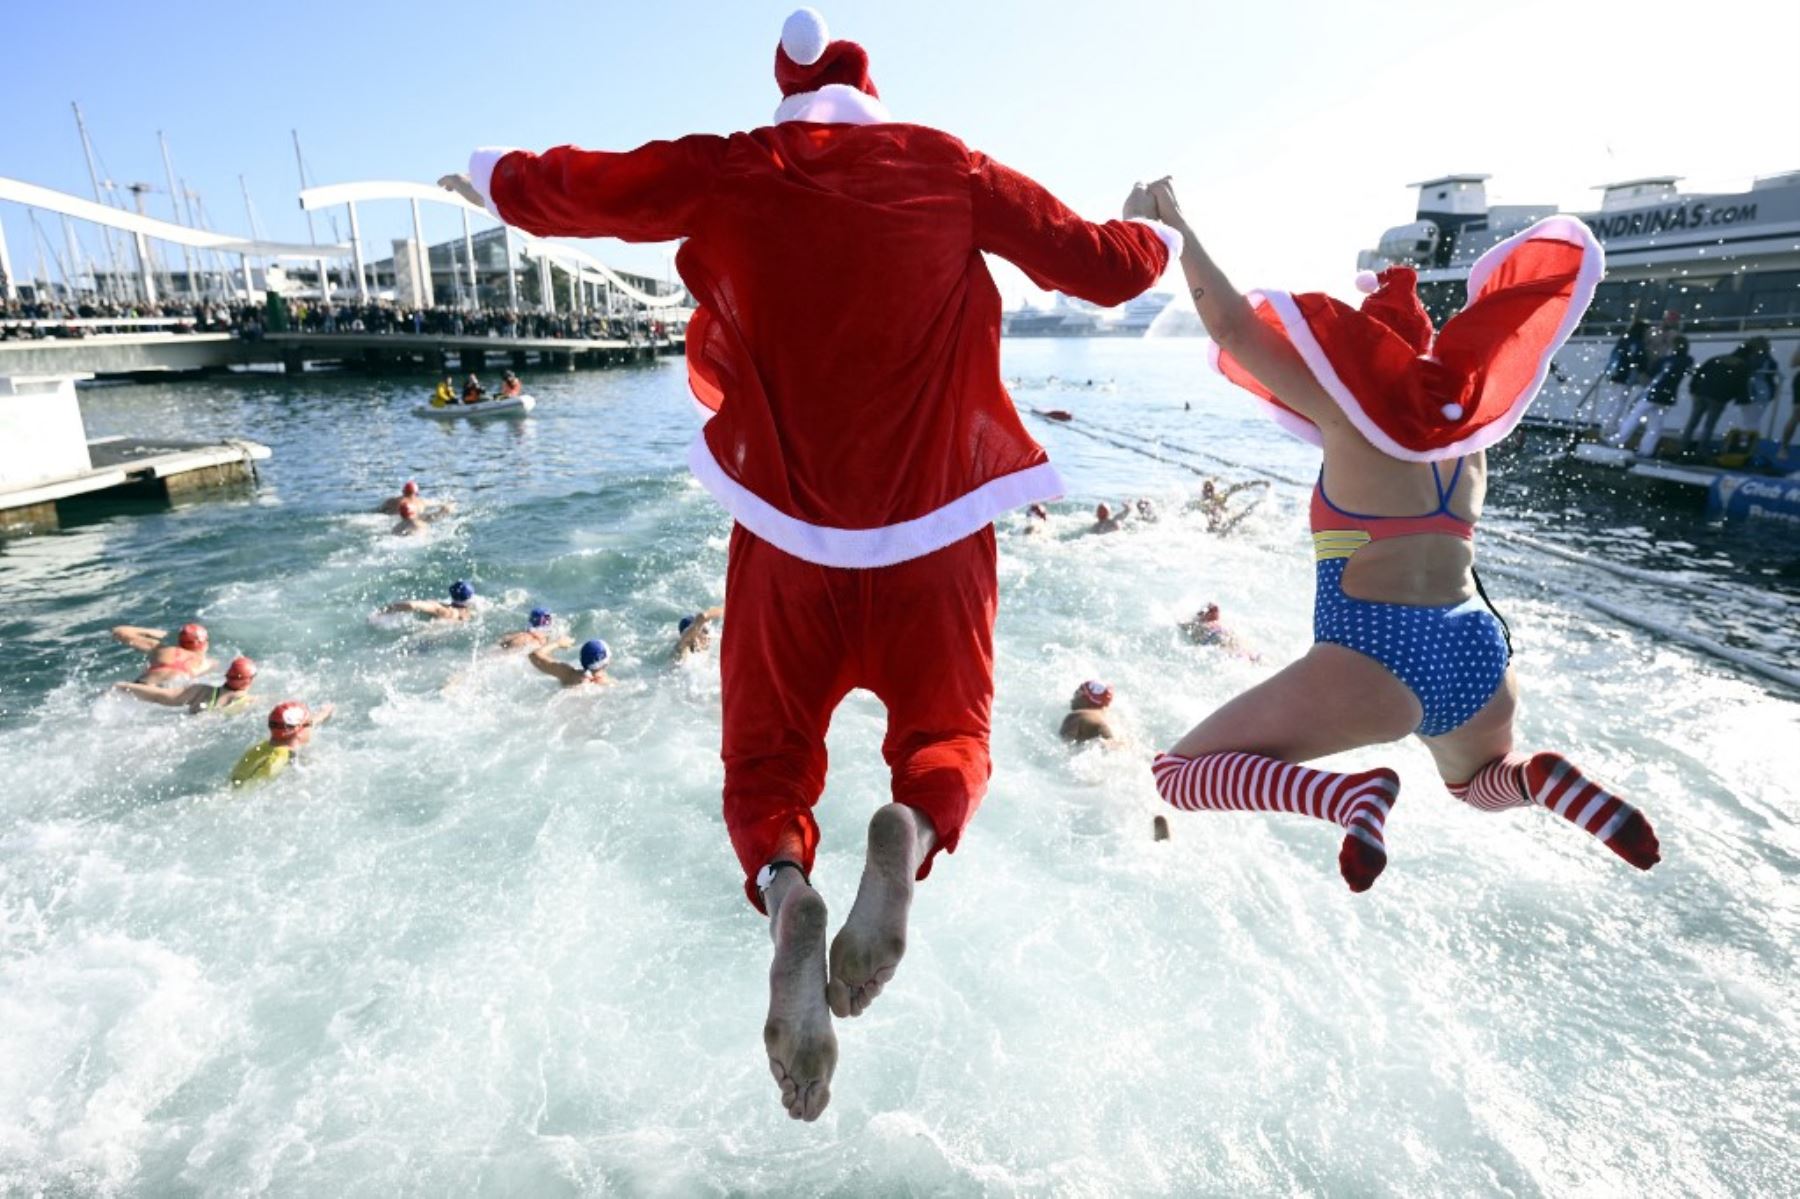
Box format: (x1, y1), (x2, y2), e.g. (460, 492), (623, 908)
(1643, 308), (1683, 364)
(1680, 345), (1752, 456)
(1720, 336), (1781, 456)
(440, 5), (1177, 1123)
(1142, 177), (1659, 892)
(1590, 318), (1649, 431)
(1780, 345), (1800, 465)
(1608, 335), (1693, 453)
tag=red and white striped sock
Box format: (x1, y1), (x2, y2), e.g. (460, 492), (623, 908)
(1151, 751), (1399, 892)
(1447, 751), (1660, 870)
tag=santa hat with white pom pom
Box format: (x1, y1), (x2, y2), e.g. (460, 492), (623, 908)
(773, 8), (893, 125)
(1206, 215), (1604, 461)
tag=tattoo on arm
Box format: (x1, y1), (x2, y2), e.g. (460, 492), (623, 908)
(1190, 285), (1206, 302)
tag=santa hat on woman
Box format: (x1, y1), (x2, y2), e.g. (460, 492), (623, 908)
(1209, 216), (1604, 461)
(773, 8), (892, 125)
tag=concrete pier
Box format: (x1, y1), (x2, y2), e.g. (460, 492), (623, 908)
(0, 374), (270, 537)
(0, 327), (682, 380)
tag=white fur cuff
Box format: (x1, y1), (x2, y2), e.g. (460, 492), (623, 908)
(468, 147), (522, 222)
(1127, 218), (1184, 266)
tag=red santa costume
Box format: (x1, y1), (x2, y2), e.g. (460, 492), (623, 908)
(467, 8), (1178, 908)
(1209, 214), (1605, 460)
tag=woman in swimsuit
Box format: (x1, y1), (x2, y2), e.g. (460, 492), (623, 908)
(1142, 178), (1659, 890)
(115, 656), (257, 714)
(112, 622), (214, 684)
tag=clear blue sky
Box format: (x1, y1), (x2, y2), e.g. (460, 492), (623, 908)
(3, 0), (1794, 301)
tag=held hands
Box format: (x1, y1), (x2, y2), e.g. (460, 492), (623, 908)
(437, 173), (484, 207)
(1122, 182), (1157, 222)
(1144, 177), (1189, 234)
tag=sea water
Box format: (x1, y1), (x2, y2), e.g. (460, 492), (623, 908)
(1, 340), (1795, 1196)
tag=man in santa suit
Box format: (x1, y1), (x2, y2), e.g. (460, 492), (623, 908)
(442, 8), (1178, 1121)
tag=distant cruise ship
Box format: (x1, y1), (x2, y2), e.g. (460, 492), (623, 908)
(1002, 291), (1180, 337)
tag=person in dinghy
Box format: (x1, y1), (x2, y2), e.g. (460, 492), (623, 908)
(438, 7), (1179, 1121)
(1141, 177), (1660, 891)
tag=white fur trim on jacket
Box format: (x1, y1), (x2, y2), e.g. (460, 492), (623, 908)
(774, 84), (893, 126)
(1126, 218), (1184, 268)
(468, 147), (522, 222)
(1211, 216), (1604, 463)
(687, 433), (1063, 568)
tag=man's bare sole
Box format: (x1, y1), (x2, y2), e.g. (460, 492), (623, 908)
(764, 886), (837, 1121)
(827, 804), (919, 1019)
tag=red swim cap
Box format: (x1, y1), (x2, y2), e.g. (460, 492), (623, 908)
(268, 700), (310, 745)
(225, 656), (257, 690)
(401, 480), (419, 497)
(179, 623), (208, 650)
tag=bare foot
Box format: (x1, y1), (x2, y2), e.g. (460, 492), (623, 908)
(764, 885), (837, 1121)
(827, 804), (920, 1019)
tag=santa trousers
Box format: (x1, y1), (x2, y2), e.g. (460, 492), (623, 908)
(721, 523), (997, 912)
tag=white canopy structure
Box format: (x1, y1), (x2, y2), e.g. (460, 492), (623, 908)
(0, 175), (350, 302)
(298, 180), (688, 311)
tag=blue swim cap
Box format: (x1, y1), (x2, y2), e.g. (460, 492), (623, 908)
(449, 580), (474, 605)
(529, 607), (553, 628)
(678, 614), (696, 634)
(579, 639), (610, 671)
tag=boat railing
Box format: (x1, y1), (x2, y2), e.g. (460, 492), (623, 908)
(1577, 311), (1800, 339)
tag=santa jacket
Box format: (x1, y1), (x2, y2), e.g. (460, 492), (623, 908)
(474, 122), (1177, 568)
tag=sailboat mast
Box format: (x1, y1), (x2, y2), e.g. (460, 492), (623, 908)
(70, 102), (123, 300)
(158, 131), (197, 298)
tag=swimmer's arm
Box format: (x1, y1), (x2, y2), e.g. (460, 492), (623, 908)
(382, 600), (438, 616)
(113, 681), (187, 706)
(527, 647), (584, 686)
(309, 704), (336, 728)
(111, 625), (167, 652)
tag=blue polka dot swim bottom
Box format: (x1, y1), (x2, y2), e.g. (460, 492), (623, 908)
(1312, 558), (1511, 736)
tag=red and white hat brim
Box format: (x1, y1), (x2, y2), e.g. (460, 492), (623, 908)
(1209, 215), (1604, 462)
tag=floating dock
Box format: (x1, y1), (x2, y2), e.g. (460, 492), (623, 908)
(0, 374), (270, 536)
(1567, 442), (1800, 525)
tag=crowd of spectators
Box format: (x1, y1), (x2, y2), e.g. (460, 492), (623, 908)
(0, 294), (676, 345)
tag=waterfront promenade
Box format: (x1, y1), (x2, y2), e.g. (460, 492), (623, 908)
(0, 324), (683, 377)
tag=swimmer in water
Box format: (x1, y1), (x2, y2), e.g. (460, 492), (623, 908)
(1179, 603), (1256, 659)
(115, 655), (259, 714)
(378, 479), (421, 515)
(1144, 176), (1659, 890)
(1189, 477), (1270, 534)
(112, 622), (215, 684)
(1060, 680), (1117, 744)
(230, 700), (335, 787)
(1134, 497), (1159, 522)
(529, 636), (613, 686)
(378, 479), (454, 518)
(1091, 502), (1129, 534)
(391, 497), (436, 537)
(383, 580), (477, 622)
(497, 606), (557, 651)
(1021, 502), (1050, 535)
(674, 606), (725, 661)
